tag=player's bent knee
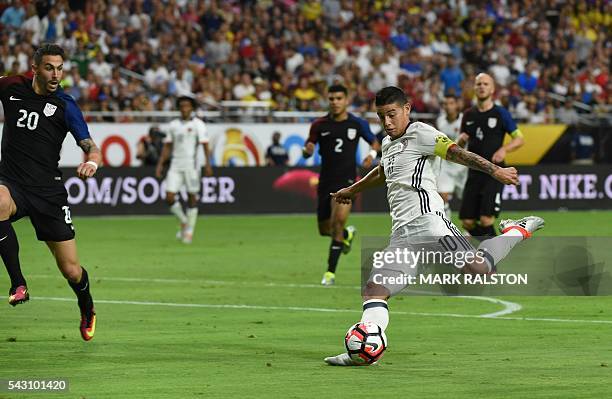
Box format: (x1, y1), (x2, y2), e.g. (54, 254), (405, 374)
(363, 282), (391, 300)
(0, 188), (15, 219)
(462, 219), (476, 230)
(480, 216), (495, 226)
(58, 262), (82, 282)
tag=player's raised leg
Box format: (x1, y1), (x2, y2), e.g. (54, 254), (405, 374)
(47, 240), (96, 341)
(0, 185), (28, 306)
(464, 215), (545, 274)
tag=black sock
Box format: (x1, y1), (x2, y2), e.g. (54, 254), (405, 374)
(0, 220), (26, 289)
(481, 225), (497, 237)
(327, 240), (343, 273)
(69, 267), (94, 314)
(467, 225), (488, 242)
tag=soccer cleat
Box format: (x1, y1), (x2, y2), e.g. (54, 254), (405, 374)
(8, 285), (29, 307)
(176, 223), (187, 240)
(324, 353), (358, 366)
(80, 310), (96, 341)
(321, 271), (335, 286)
(182, 229), (193, 244)
(499, 216), (545, 239)
(342, 225), (357, 254)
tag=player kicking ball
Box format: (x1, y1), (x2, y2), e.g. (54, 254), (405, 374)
(324, 87), (543, 366)
(1, 44), (98, 341)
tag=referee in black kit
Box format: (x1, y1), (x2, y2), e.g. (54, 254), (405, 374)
(457, 73), (524, 240)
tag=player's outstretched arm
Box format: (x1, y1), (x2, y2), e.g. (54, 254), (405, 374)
(76, 138), (102, 179)
(446, 144), (518, 185)
(331, 164), (386, 204)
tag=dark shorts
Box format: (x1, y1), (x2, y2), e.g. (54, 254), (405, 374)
(1, 178), (75, 242)
(459, 172), (503, 219)
(317, 177), (354, 221)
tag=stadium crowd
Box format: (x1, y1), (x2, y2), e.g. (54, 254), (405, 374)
(0, 0), (609, 123)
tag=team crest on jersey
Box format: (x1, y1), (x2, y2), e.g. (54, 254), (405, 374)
(43, 103), (57, 117)
(347, 128), (357, 140)
(488, 117), (497, 128)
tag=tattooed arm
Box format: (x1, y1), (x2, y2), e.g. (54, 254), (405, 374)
(76, 138), (102, 179)
(446, 144), (519, 185)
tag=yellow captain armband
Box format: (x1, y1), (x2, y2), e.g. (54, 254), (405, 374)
(434, 135), (456, 158)
(510, 129), (524, 139)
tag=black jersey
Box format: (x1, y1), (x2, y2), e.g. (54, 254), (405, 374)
(0, 75), (90, 190)
(460, 104), (519, 169)
(307, 113), (375, 184)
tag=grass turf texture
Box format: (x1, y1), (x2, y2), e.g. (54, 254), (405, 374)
(1, 211), (611, 398)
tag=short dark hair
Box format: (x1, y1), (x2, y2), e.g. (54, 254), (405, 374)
(33, 43), (65, 65)
(375, 86), (408, 107)
(328, 84), (348, 95)
(176, 95), (197, 108)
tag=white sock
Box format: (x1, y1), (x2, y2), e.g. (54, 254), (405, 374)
(477, 229), (523, 271)
(169, 201), (187, 224)
(361, 299), (389, 331)
(186, 207), (198, 232)
(444, 202), (451, 219)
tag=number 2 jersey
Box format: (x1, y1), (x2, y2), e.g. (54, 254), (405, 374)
(307, 113), (376, 185)
(0, 75), (91, 191)
(380, 121), (455, 232)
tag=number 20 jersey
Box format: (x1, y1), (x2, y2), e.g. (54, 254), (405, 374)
(0, 75), (91, 190)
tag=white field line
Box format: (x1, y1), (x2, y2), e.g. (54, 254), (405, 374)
(31, 274), (523, 318)
(34, 296), (612, 324)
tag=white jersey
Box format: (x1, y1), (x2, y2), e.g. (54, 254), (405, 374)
(163, 116), (209, 170)
(436, 113), (465, 175)
(380, 122), (455, 232)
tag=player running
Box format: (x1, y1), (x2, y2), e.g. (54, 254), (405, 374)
(302, 84), (380, 286)
(0, 43), (99, 341)
(156, 95), (212, 244)
(324, 86), (543, 366)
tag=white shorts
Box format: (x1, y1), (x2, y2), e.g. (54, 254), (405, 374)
(437, 162), (467, 198)
(165, 168), (201, 194)
(368, 212), (476, 296)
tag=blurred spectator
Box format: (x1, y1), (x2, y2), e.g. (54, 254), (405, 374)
(0, 0), (608, 124)
(556, 98), (580, 125)
(440, 57), (464, 96)
(265, 131), (289, 166)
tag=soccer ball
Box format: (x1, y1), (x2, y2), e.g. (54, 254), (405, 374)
(344, 321), (387, 365)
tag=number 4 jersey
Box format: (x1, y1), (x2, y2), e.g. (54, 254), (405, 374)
(0, 75), (91, 190)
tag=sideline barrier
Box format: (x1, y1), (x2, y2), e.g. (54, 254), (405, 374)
(61, 165), (612, 216)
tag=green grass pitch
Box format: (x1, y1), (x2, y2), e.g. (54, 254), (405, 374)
(1, 210), (611, 398)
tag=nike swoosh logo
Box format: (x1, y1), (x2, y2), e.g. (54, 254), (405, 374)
(9, 96), (22, 101)
(321, 132), (331, 136)
(466, 121), (474, 125)
(0, 235), (7, 241)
